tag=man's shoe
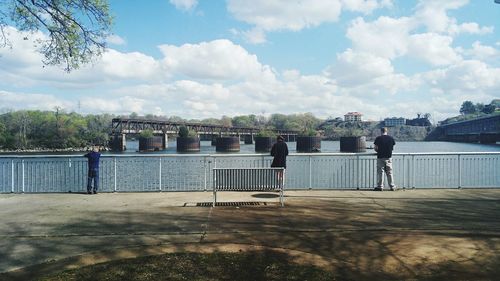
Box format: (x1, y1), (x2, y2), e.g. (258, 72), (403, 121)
(374, 187), (383, 191)
(93, 190), (97, 194)
(389, 186), (398, 191)
(87, 191), (92, 194)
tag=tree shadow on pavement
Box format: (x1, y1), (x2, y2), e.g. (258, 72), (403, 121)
(1, 194), (500, 280)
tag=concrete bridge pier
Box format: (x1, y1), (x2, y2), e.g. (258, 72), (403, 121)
(110, 134), (127, 151)
(479, 133), (498, 144)
(162, 133), (168, 149)
(447, 134), (479, 143)
(211, 134), (218, 146)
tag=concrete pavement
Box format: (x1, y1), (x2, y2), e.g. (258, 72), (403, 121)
(1, 189), (500, 280)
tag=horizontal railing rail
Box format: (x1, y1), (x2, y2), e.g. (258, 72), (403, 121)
(1, 152), (499, 193)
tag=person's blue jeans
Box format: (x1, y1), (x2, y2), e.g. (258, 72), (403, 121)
(87, 168), (99, 193)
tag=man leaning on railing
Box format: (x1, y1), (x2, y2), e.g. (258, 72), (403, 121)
(84, 146), (101, 194)
(271, 135), (289, 183)
(374, 127), (397, 191)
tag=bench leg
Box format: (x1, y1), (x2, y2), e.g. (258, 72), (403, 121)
(213, 189), (216, 207)
(280, 170), (285, 207)
(280, 188), (284, 207)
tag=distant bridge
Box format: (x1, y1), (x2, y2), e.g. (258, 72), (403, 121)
(438, 115), (500, 143)
(109, 118), (299, 151)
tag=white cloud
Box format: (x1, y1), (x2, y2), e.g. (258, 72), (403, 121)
(0, 90), (72, 111)
(346, 16), (412, 59)
(228, 0), (342, 32)
(459, 41), (499, 60)
(99, 49), (162, 80)
(343, 1), (489, 67)
(158, 39), (276, 81)
(414, 0), (468, 33)
(1, 0), (499, 123)
(0, 26), (46, 68)
(169, 0), (198, 11)
(414, 0), (493, 35)
(242, 28), (267, 44)
(0, 26), (163, 86)
(227, 0), (393, 43)
(449, 22), (494, 36)
(420, 60), (500, 94)
(407, 33), (461, 66)
(326, 49), (394, 86)
(106, 34), (126, 45)
(341, 0), (393, 14)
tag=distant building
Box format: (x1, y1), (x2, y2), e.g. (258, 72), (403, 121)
(384, 117), (406, 127)
(344, 112), (362, 122)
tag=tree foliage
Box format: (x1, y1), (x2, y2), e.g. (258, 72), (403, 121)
(0, 110), (112, 149)
(482, 104), (496, 114)
(0, 0), (112, 71)
(0, 110), (443, 150)
(441, 99), (499, 125)
(232, 115), (258, 128)
(460, 101), (476, 115)
(268, 113), (320, 132)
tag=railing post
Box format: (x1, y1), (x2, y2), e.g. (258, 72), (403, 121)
(11, 160), (14, 193)
(204, 156), (208, 191)
(402, 155), (405, 189)
(412, 155), (415, 188)
(114, 157), (117, 192)
(159, 157), (162, 192)
(309, 155), (312, 190)
(356, 154), (360, 189)
(21, 159), (25, 193)
(458, 154), (461, 188)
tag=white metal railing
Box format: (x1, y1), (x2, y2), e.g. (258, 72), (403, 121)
(0, 152), (499, 193)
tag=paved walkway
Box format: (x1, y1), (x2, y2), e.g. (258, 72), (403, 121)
(1, 189), (500, 280)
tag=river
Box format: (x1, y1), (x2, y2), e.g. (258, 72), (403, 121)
(117, 140), (500, 154)
(0, 140), (499, 156)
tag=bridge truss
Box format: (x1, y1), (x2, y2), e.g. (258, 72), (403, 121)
(110, 118), (299, 137)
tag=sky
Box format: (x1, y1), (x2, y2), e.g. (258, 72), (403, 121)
(0, 0), (499, 123)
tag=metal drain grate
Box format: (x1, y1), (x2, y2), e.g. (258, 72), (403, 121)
(195, 201), (267, 207)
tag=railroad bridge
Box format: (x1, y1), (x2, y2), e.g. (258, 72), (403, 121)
(438, 115), (500, 144)
(109, 118), (299, 151)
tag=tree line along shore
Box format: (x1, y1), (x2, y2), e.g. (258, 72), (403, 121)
(0, 110), (437, 152)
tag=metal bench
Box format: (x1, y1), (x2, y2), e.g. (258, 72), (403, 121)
(212, 168), (285, 207)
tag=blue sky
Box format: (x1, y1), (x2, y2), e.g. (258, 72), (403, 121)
(1, 0), (499, 122)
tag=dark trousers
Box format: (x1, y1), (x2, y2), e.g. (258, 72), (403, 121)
(87, 169), (99, 192)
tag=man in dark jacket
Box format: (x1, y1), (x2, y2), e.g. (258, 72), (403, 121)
(271, 135), (289, 184)
(84, 146), (101, 194)
(374, 127), (396, 191)
(271, 135), (288, 168)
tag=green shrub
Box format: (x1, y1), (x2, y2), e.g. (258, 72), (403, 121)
(255, 130), (274, 137)
(345, 128), (364, 137)
(139, 129), (154, 138)
(300, 128), (317, 137)
(178, 126), (198, 137)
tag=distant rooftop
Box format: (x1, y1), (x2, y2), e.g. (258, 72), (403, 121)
(345, 112), (362, 116)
